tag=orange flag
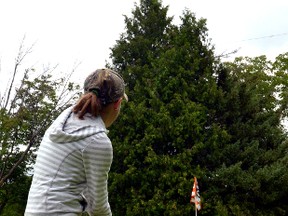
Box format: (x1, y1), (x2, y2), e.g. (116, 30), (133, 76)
(190, 177), (201, 211)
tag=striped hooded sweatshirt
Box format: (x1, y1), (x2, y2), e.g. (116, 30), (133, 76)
(25, 107), (113, 216)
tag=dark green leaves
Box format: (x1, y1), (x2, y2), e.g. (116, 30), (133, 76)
(108, 0), (288, 215)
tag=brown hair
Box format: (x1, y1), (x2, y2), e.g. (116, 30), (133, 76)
(73, 68), (127, 119)
(73, 92), (102, 119)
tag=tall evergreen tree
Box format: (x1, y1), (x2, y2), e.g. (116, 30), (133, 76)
(108, 1), (288, 215)
(109, 0), (222, 215)
(111, 0), (172, 91)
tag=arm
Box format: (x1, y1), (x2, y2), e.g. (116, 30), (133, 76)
(82, 132), (113, 216)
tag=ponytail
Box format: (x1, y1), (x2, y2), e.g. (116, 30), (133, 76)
(73, 92), (102, 119)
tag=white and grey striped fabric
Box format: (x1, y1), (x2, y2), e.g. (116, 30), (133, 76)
(25, 107), (113, 216)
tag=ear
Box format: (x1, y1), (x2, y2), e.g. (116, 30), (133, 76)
(113, 98), (123, 110)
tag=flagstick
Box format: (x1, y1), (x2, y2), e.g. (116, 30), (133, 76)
(195, 203), (197, 216)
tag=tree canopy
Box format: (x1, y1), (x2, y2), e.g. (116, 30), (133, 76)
(0, 41), (80, 214)
(107, 0), (288, 215)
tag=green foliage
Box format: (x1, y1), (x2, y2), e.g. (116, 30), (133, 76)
(108, 0), (288, 215)
(0, 64), (80, 214)
(1, 1), (286, 215)
(0, 175), (31, 215)
(209, 55), (288, 215)
(111, 0), (172, 91)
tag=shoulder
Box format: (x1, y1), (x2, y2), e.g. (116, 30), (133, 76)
(85, 131), (112, 150)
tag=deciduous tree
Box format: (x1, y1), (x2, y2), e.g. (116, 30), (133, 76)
(0, 39), (80, 214)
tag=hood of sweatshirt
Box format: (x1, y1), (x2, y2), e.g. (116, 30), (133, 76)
(47, 107), (108, 143)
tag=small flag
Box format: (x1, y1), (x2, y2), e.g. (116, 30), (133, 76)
(190, 177), (201, 211)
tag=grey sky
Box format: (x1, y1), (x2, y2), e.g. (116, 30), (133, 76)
(0, 0), (287, 86)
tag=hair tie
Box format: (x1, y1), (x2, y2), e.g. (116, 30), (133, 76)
(89, 88), (99, 97)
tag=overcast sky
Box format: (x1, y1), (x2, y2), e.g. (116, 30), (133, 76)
(0, 0), (287, 87)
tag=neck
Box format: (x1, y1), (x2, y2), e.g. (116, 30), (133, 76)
(100, 104), (114, 128)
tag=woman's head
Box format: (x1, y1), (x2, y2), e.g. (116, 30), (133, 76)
(84, 68), (127, 104)
(73, 68), (127, 122)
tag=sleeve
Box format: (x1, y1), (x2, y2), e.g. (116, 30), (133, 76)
(82, 132), (113, 216)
